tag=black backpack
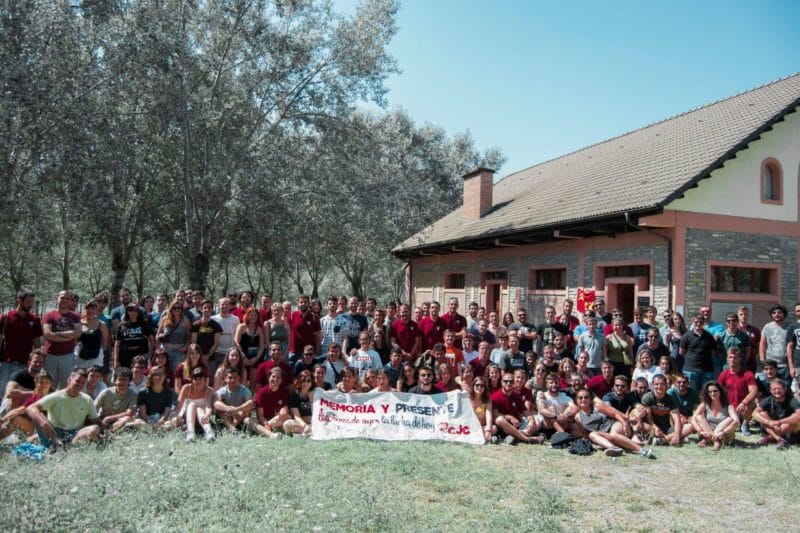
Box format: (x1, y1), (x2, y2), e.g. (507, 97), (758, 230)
(549, 432), (576, 449)
(568, 438), (594, 456)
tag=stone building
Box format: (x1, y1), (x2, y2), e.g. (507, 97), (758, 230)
(392, 74), (800, 326)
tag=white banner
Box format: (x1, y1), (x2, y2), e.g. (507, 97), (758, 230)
(311, 389), (484, 445)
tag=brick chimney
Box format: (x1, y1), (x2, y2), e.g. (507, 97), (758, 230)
(462, 167), (494, 220)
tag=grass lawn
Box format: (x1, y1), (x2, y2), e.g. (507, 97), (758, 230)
(1, 432), (798, 532)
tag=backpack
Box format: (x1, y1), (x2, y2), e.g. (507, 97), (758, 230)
(568, 438), (594, 456)
(549, 431), (576, 449)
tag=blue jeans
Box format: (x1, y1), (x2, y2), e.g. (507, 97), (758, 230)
(684, 370), (714, 393)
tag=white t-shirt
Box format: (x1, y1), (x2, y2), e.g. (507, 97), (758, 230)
(212, 314), (240, 353)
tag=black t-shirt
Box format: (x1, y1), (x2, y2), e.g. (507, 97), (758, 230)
(408, 385), (437, 395)
(759, 395), (800, 420)
(9, 368), (35, 391)
(288, 390), (313, 418)
(191, 319), (223, 356)
(537, 322), (571, 346)
(680, 330), (716, 372)
(136, 387), (174, 417)
(116, 321), (151, 367)
(509, 321), (537, 353)
(641, 391), (679, 432)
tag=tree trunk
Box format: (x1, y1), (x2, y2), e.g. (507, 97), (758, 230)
(110, 250), (128, 308)
(188, 252), (210, 294)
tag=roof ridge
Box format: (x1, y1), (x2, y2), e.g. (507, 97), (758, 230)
(496, 72), (800, 185)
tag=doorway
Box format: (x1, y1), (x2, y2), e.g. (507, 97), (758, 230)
(486, 283), (502, 314)
(607, 283), (635, 324)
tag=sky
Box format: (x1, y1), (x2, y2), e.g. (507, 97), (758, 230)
(339, 0), (800, 177)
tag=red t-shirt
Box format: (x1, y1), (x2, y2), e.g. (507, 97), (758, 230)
(1, 310), (43, 363)
(717, 368), (756, 407)
(257, 307), (273, 324)
(515, 387), (535, 409)
(288, 311), (320, 354)
(469, 358), (489, 379)
(587, 375), (613, 397)
(441, 312), (467, 348)
(255, 360), (293, 390)
(490, 388), (524, 418)
(419, 316), (447, 351)
(255, 385), (289, 419)
(43, 310), (81, 355)
(389, 319), (422, 355)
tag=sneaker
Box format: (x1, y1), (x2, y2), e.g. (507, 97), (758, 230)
(504, 435), (517, 445)
(758, 435), (773, 446)
(526, 435), (545, 445)
(740, 422), (751, 436)
(491, 436), (499, 445)
(638, 447), (656, 460)
(604, 447), (624, 457)
(204, 431), (216, 442)
(651, 437), (664, 446)
(776, 439), (790, 450)
(269, 432), (283, 439)
(185, 432), (196, 443)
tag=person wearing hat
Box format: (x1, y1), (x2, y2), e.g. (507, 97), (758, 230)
(174, 366), (217, 442)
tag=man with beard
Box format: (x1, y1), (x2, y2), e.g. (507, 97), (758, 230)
(288, 295), (321, 360)
(0, 289), (43, 394)
(389, 304), (422, 362)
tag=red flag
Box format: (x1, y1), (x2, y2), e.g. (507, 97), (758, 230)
(577, 288), (596, 313)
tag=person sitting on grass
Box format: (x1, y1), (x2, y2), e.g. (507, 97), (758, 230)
(692, 381), (739, 451)
(26, 368), (101, 448)
(491, 372), (544, 445)
(335, 367), (362, 393)
(716, 347), (757, 436)
(0, 370), (53, 441)
(129, 367), (174, 431)
(2, 350), (45, 414)
(640, 374), (682, 446)
(666, 373), (699, 440)
(752, 378), (800, 449)
(631, 349), (663, 388)
(573, 387), (654, 459)
(283, 370), (314, 436)
(536, 373), (576, 435)
(470, 377), (495, 443)
(434, 363), (459, 392)
(175, 367), (216, 442)
(408, 365), (437, 395)
(94, 367), (138, 433)
(252, 367), (290, 438)
(213, 367), (254, 432)
(174, 343), (210, 392)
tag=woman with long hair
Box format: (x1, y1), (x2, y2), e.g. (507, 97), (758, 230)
(692, 381), (739, 451)
(114, 303), (153, 371)
(0, 370), (54, 439)
(397, 362), (417, 392)
(573, 387), (655, 458)
(156, 300), (191, 371)
(470, 377), (495, 444)
(214, 348), (248, 390)
(174, 343), (210, 392)
(435, 363), (459, 392)
(266, 303), (290, 358)
(664, 312), (687, 372)
(235, 306), (265, 387)
(283, 370), (314, 436)
(75, 299), (109, 371)
(605, 318), (633, 377)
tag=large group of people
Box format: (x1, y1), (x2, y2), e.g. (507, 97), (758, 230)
(1, 288), (799, 455)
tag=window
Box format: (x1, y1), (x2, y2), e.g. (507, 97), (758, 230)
(604, 265), (650, 285)
(529, 268), (567, 290)
(761, 158), (782, 204)
(710, 266), (771, 293)
(444, 273), (466, 289)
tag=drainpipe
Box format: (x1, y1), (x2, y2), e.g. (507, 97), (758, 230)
(624, 212), (673, 309)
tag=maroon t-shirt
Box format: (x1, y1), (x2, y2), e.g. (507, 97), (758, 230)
(257, 307), (273, 324)
(390, 319), (422, 355)
(43, 310), (81, 355)
(255, 385), (289, 419)
(419, 316), (447, 351)
(255, 360), (293, 390)
(441, 312), (467, 348)
(717, 368), (756, 407)
(469, 358), (489, 379)
(586, 375), (613, 397)
(490, 388), (524, 418)
(1, 310), (43, 363)
(288, 311), (320, 354)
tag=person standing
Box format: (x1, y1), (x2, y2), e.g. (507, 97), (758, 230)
(0, 289), (43, 394)
(760, 303), (790, 382)
(679, 314), (716, 393)
(288, 295), (322, 361)
(211, 297), (240, 377)
(42, 290), (81, 389)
